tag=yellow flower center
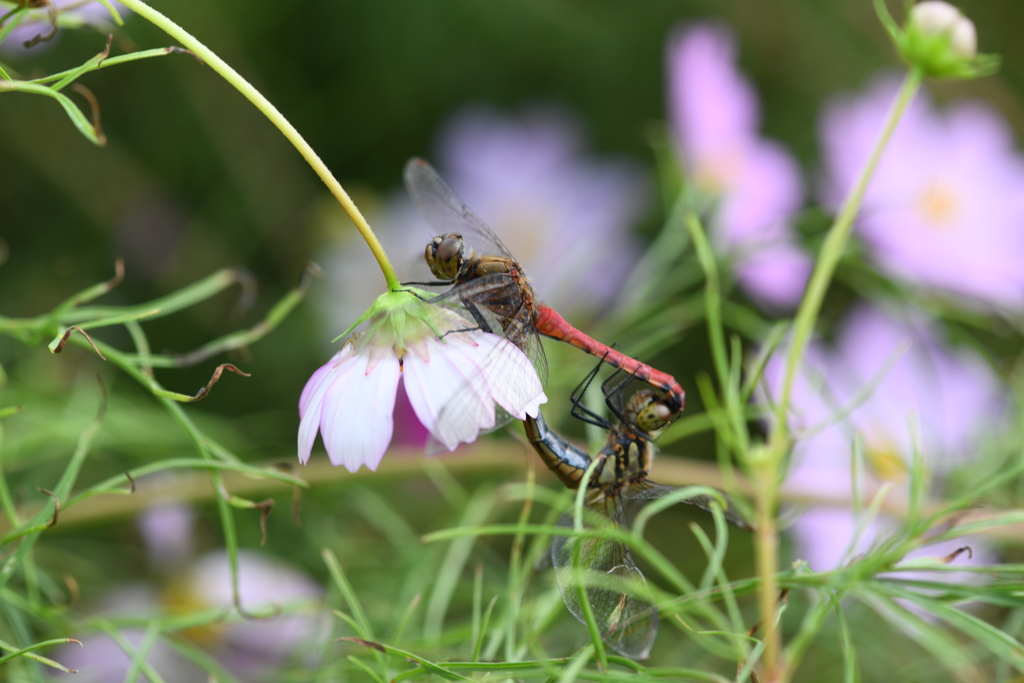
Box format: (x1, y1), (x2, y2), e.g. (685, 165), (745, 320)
(694, 146), (744, 195)
(917, 179), (960, 228)
(865, 440), (909, 483)
(161, 575), (225, 645)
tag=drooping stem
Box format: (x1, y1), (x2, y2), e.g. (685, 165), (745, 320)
(113, 0), (401, 291)
(757, 68), (922, 679)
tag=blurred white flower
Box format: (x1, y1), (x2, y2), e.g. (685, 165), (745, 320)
(765, 305), (1004, 572)
(299, 290), (546, 469)
(667, 23), (810, 309)
(821, 75), (1024, 308)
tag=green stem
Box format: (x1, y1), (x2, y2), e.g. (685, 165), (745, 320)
(759, 68), (922, 679)
(113, 0), (401, 291)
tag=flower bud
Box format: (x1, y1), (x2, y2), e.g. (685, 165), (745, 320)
(909, 1), (976, 57)
(874, 0), (998, 79)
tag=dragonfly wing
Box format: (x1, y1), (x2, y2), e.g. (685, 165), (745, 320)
(403, 158), (515, 260)
(424, 277), (548, 451)
(445, 275), (548, 387)
(429, 331), (547, 451)
(551, 502), (658, 660)
(626, 481), (754, 531)
(511, 315), (549, 389)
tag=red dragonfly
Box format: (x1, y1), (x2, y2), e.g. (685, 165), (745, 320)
(524, 365), (750, 659)
(403, 158), (686, 420)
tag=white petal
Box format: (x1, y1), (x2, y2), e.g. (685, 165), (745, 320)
(297, 353), (360, 464)
(404, 335), (495, 451)
(299, 345), (356, 416)
(319, 351), (401, 471)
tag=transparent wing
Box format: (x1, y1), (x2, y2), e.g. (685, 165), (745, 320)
(440, 273), (548, 386)
(550, 497), (658, 660)
(403, 157), (515, 260)
(427, 274), (549, 443)
(625, 481), (753, 531)
(430, 330), (547, 452)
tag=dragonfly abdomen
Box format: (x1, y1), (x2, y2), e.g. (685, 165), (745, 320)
(524, 413), (592, 488)
(531, 305), (686, 414)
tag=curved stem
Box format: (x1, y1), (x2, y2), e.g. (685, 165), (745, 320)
(759, 68), (922, 679)
(113, 0), (401, 291)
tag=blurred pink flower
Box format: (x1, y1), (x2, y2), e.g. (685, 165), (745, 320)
(185, 549), (329, 677)
(54, 504), (328, 682)
(820, 74), (1024, 308)
(765, 305), (1003, 572)
(667, 23), (810, 309)
(299, 297), (546, 470)
(434, 106), (648, 312)
(0, 0), (126, 54)
(137, 500), (195, 572)
(316, 106), (648, 337)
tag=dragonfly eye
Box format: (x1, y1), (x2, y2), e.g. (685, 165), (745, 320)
(426, 233), (464, 280)
(634, 397), (672, 434)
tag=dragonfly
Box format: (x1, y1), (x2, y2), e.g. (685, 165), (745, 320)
(403, 158), (686, 428)
(524, 363), (751, 660)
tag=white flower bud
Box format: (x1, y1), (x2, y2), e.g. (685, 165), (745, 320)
(949, 16), (977, 57)
(908, 1), (977, 58)
(910, 1), (962, 35)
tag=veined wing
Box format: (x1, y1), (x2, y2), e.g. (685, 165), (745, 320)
(429, 271), (550, 388)
(625, 481), (753, 530)
(422, 325), (547, 454)
(550, 497), (658, 660)
(404, 157), (516, 261)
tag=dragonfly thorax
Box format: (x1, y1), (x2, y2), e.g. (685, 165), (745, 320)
(425, 233), (465, 281)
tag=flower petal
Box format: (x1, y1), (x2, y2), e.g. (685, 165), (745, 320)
(404, 335), (495, 451)
(319, 351), (401, 472)
(297, 349), (361, 464)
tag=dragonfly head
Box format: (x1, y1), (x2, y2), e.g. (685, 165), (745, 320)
(425, 233), (465, 281)
(629, 390), (675, 436)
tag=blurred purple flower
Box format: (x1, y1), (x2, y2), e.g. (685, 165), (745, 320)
(820, 74), (1024, 308)
(667, 23), (810, 309)
(185, 549), (329, 677)
(137, 501), (195, 573)
(433, 106), (648, 312)
(766, 305), (1003, 572)
(316, 105), (649, 337)
(53, 504), (328, 682)
(0, 0), (127, 54)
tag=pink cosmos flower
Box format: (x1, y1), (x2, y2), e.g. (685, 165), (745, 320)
(820, 74), (1024, 308)
(299, 292), (546, 471)
(765, 305), (1003, 573)
(667, 23), (810, 309)
(0, 0), (126, 54)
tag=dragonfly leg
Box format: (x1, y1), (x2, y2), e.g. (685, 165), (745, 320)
(569, 356), (614, 429)
(399, 280), (455, 288)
